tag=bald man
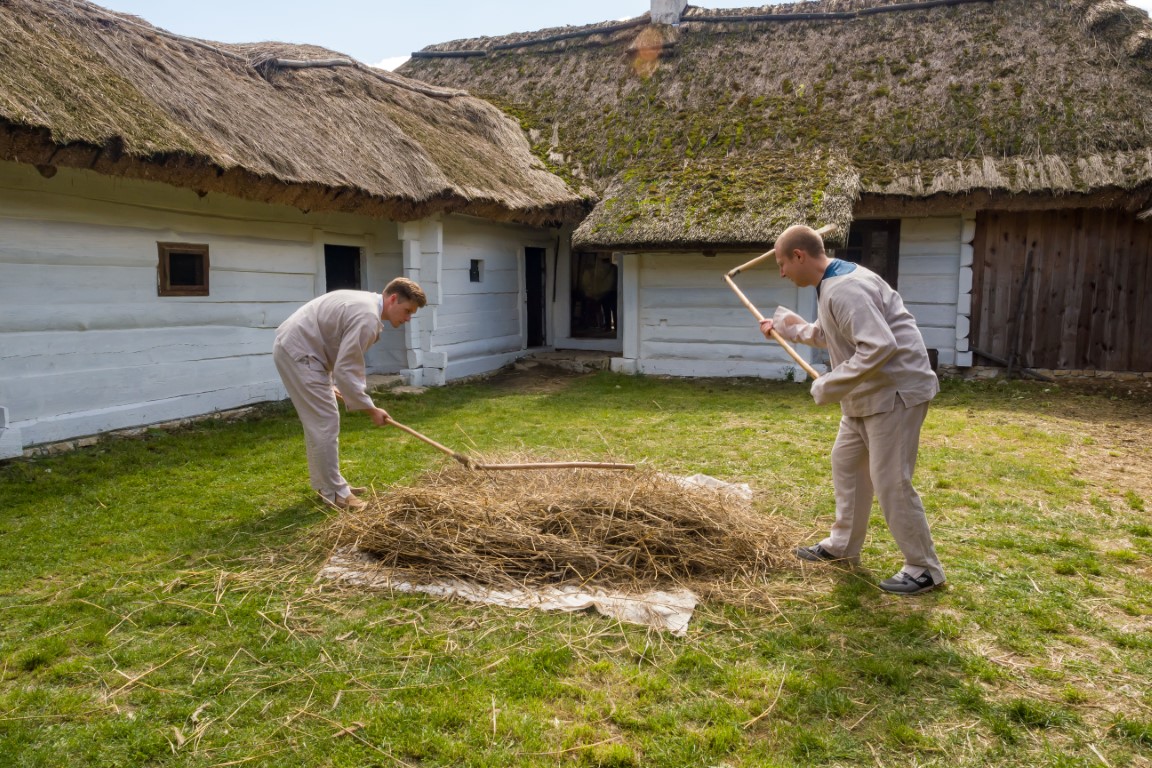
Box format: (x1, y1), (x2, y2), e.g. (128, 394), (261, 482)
(760, 225), (944, 595)
(273, 277), (426, 510)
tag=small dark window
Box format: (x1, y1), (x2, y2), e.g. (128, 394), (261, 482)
(840, 220), (900, 288)
(158, 242), (209, 296)
(469, 259), (483, 283)
(324, 244), (361, 291)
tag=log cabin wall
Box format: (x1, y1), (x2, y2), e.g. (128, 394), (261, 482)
(971, 210), (1152, 372)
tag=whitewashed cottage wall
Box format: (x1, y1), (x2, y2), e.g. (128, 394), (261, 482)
(406, 217), (557, 384)
(896, 217), (963, 367)
(611, 251), (817, 378)
(0, 163), (566, 454)
(610, 219), (966, 379)
(955, 215), (976, 368)
(0, 162), (421, 455)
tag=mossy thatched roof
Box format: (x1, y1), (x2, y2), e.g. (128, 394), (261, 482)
(400, 0), (1152, 250)
(0, 0), (588, 226)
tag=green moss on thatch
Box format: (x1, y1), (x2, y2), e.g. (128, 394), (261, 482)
(401, 0), (1152, 246)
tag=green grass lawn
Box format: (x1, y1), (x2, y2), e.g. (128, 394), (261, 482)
(2, 372), (1150, 767)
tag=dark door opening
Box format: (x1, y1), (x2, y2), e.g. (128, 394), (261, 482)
(324, 244), (361, 291)
(525, 247), (547, 347)
(840, 220), (900, 288)
(571, 251), (618, 339)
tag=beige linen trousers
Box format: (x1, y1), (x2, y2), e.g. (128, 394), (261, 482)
(824, 398), (945, 584)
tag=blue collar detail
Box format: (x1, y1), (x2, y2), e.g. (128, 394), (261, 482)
(817, 259), (856, 296)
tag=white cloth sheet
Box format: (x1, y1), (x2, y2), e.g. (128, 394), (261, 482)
(320, 547), (698, 635)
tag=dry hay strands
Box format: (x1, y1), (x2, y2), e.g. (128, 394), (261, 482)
(329, 461), (799, 597)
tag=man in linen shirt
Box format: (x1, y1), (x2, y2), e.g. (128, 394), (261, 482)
(759, 225), (945, 594)
(273, 277), (426, 510)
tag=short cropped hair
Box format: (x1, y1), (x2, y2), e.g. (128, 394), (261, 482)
(776, 225), (827, 259)
(385, 277), (427, 308)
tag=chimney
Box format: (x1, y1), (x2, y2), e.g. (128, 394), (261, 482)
(651, 0), (687, 25)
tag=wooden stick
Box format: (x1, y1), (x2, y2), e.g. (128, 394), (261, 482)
(385, 419), (477, 468)
(386, 420), (635, 471)
(723, 223), (837, 381)
(726, 223), (838, 278)
(472, 461), (635, 471)
(724, 274), (821, 380)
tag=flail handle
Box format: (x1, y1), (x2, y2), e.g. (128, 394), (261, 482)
(722, 222), (839, 382)
(726, 223), (838, 278)
(386, 420), (633, 471)
(473, 461), (635, 471)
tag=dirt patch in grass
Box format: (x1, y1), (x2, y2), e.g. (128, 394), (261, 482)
(483, 362), (594, 394)
(1038, 381), (1152, 507)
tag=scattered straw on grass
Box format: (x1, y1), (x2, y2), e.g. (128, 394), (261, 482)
(328, 459), (799, 601)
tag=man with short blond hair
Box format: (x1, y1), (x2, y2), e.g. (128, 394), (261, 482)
(761, 225), (945, 595)
(273, 277), (427, 509)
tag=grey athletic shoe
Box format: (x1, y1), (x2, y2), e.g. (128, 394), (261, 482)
(794, 543), (839, 563)
(879, 571), (938, 595)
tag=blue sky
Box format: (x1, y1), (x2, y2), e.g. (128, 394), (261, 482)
(91, 0), (1152, 71)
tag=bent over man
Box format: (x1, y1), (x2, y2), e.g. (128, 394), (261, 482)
(760, 225), (945, 595)
(273, 277), (427, 510)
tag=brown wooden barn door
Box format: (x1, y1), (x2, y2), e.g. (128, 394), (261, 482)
(972, 210), (1152, 372)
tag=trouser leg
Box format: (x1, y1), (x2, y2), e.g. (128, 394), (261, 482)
(866, 400), (945, 584)
(273, 345), (350, 499)
(824, 415), (874, 563)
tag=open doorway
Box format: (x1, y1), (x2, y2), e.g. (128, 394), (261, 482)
(324, 244), (361, 291)
(570, 251), (617, 339)
(525, 247), (547, 347)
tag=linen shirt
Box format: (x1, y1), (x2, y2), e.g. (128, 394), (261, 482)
(777, 263), (939, 417)
(273, 290), (385, 412)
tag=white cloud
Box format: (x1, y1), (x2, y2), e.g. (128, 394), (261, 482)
(372, 55), (410, 71)
(1128, 0), (1152, 13)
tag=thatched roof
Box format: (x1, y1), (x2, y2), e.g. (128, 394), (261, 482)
(400, 0), (1152, 250)
(0, 0), (588, 226)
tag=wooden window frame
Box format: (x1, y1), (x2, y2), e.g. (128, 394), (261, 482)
(157, 242), (209, 296)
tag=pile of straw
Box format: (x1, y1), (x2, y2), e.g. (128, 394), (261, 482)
(330, 462), (798, 598)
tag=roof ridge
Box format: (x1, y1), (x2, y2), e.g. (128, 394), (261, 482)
(412, 0), (999, 58)
(55, 0), (470, 98)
